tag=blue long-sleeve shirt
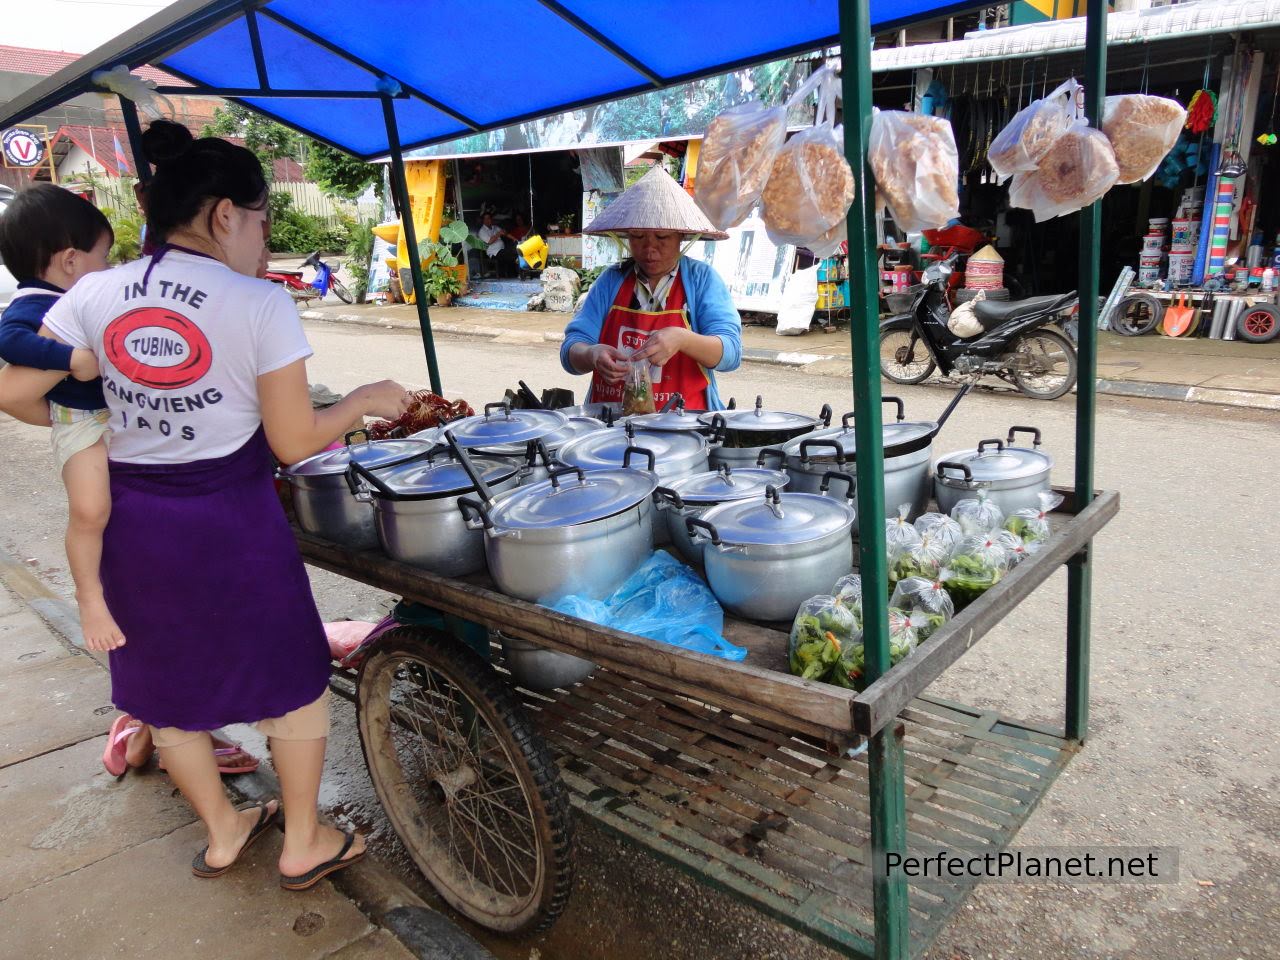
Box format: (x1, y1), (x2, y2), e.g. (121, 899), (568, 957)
(0, 280), (105, 410)
(560, 256), (742, 411)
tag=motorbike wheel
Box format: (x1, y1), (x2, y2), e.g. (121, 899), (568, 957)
(879, 329), (936, 384)
(329, 277), (354, 304)
(1008, 328), (1078, 400)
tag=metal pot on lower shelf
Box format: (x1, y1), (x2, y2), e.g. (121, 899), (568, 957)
(687, 479), (857, 622)
(933, 426), (1053, 516)
(498, 633), (596, 691)
(654, 464), (790, 564)
(280, 434), (433, 549)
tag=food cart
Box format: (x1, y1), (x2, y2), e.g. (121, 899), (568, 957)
(0, 1), (1115, 956)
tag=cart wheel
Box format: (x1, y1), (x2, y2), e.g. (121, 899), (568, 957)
(356, 626), (573, 935)
(1237, 304), (1280, 343)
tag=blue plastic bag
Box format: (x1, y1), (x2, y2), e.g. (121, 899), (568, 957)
(549, 553), (746, 661)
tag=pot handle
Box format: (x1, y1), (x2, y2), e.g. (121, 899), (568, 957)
(883, 396), (906, 422)
(344, 428), (372, 447)
(346, 458), (398, 500)
(840, 411), (856, 430)
(818, 403), (833, 427)
(1006, 425), (1043, 448)
(457, 496), (493, 530)
(799, 438), (845, 464)
(708, 412), (728, 444)
(659, 392), (683, 413)
(819, 470), (857, 500)
(526, 438), (553, 470)
(936, 460), (974, 483)
(685, 516), (722, 546)
(653, 486), (685, 511)
(977, 438), (1005, 455)
(547, 465), (586, 489)
(757, 447), (785, 469)
(483, 401), (511, 419)
(623, 445), (657, 472)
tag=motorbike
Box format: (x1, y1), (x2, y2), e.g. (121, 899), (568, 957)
(264, 251), (353, 304)
(879, 254), (1079, 400)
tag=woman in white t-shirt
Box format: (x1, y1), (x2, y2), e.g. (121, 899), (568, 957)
(0, 121), (408, 889)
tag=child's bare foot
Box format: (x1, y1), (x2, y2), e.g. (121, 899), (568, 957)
(79, 594), (126, 651)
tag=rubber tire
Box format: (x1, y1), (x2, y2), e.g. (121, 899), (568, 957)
(1010, 327), (1078, 400)
(1109, 292), (1163, 337)
(329, 277), (354, 304)
(879, 328), (936, 384)
(356, 627), (574, 936)
(954, 287), (1009, 303)
(1236, 303), (1280, 343)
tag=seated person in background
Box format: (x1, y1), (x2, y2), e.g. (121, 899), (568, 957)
(476, 212), (517, 278)
(507, 213), (530, 243)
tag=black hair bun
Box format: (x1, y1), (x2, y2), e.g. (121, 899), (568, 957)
(141, 120), (195, 165)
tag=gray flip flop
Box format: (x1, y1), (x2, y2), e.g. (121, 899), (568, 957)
(191, 800), (279, 879)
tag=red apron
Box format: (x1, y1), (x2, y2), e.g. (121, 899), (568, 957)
(591, 269), (710, 410)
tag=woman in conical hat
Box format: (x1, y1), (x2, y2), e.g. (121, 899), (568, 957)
(561, 165), (741, 411)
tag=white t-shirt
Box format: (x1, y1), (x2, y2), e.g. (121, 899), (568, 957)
(43, 250), (312, 464)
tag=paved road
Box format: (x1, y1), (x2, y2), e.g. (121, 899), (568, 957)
(1, 321), (1276, 960)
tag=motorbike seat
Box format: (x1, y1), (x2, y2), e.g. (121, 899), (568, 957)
(973, 293), (1075, 329)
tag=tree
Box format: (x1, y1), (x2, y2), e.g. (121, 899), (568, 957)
(304, 142), (382, 200)
(201, 103), (302, 180)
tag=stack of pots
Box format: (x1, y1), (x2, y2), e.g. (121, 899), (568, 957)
(280, 433), (433, 549)
(699, 396), (832, 470)
(933, 426), (1054, 515)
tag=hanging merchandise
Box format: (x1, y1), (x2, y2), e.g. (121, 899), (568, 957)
(1185, 90), (1217, 135)
(987, 79), (1077, 181)
(1206, 174), (1236, 277)
(694, 94), (788, 229)
(760, 65), (856, 250)
(1102, 95), (1186, 184)
(868, 110), (961, 234)
(1008, 125), (1120, 223)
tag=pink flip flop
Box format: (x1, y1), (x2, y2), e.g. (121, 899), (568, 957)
(102, 714), (141, 779)
(157, 743), (260, 776)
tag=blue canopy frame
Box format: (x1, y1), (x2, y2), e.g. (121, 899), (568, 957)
(0, 3), (1108, 955)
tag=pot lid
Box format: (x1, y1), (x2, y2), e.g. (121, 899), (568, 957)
(556, 427), (707, 472)
(477, 415), (606, 456)
(669, 466), (789, 504)
(373, 453), (517, 498)
(698, 396), (822, 432)
(443, 406), (568, 448)
(283, 438), (430, 477)
(701, 489), (855, 545)
(936, 442), (1053, 483)
(782, 420), (934, 461)
(626, 406), (707, 432)
(489, 468), (658, 528)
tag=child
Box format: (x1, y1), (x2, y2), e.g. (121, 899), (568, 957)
(0, 184), (119, 651)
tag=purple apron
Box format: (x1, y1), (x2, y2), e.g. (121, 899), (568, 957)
(102, 428), (331, 730)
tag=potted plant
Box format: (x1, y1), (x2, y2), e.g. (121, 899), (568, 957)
(425, 264), (462, 306)
(557, 212), (576, 234)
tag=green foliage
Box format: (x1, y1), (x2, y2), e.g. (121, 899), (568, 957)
(416, 219), (481, 268)
(267, 191), (346, 254)
(304, 142), (382, 200)
(424, 267), (462, 303)
(105, 207), (144, 264)
(343, 217), (376, 303)
(202, 104), (301, 181)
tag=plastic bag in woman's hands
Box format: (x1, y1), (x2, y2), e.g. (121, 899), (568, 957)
(622, 350), (656, 415)
(914, 512), (964, 553)
(869, 110), (960, 233)
(890, 575), (954, 641)
(695, 100), (787, 229)
(1103, 94), (1186, 184)
(788, 594), (861, 681)
(1008, 124), (1119, 222)
(988, 79), (1079, 180)
(951, 489), (1004, 535)
(1003, 491), (1063, 550)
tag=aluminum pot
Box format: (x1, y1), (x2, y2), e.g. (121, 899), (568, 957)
(498, 633), (597, 691)
(280, 434), (432, 549)
(654, 465), (790, 565)
(347, 449), (520, 576)
(687, 480), (857, 622)
(700, 396), (831, 471)
(624, 400), (715, 435)
(554, 401), (623, 425)
(934, 426), (1053, 516)
(465, 416), (608, 487)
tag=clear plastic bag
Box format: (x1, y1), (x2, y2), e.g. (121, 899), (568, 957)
(889, 575), (954, 642)
(995, 530), (1030, 566)
(1102, 94), (1187, 185)
(914, 512), (964, 554)
(762, 66), (856, 247)
(886, 503), (923, 554)
(1003, 491), (1063, 550)
(832, 573), (864, 630)
(951, 489), (1005, 535)
(804, 167), (848, 258)
(1009, 124), (1119, 223)
(789, 594), (862, 681)
(869, 110), (960, 233)
(944, 533), (1012, 608)
(988, 80), (1078, 181)
(695, 100), (787, 229)
(826, 607), (921, 690)
(889, 531), (950, 589)
(622, 350), (656, 415)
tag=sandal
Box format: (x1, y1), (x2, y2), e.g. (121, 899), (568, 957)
(101, 715), (142, 779)
(279, 830), (366, 891)
(158, 740), (260, 776)
(191, 800), (280, 879)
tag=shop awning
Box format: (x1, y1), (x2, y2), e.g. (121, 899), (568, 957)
(871, 0), (1280, 72)
(0, 0), (978, 161)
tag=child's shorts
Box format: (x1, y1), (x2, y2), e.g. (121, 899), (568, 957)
(149, 692), (332, 748)
(49, 403), (109, 472)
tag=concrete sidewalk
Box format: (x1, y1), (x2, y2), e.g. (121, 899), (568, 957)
(298, 300), (1280, 411)
(0, 559), (489, 960)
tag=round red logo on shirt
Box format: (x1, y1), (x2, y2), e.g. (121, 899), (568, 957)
(103, 307), (212, 390)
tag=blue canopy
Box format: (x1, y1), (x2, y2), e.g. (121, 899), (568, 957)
(1, 0), (977, 160)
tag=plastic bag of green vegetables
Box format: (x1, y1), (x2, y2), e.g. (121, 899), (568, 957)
(996, 530), (1030, 566)
(914, 512), (963, 554)
(832, 574), (863, 629)
(888, 530), (950, 591)
(829, 609), (922, 690)
(886, 503), (922, 555)
(1003, 491), (1062, 551)
(622, 350), (656, 415)
(889, 574), (954, 642)
(951, 489), (1004, 535)
(944, 533), (1011, 608)
(788, 594), (861, 681)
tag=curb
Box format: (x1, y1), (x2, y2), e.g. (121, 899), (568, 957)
(300, 309), (1280, 411)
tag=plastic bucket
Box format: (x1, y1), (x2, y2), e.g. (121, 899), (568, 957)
(1141, 235), (1164, 254)
(1138, 254), (1162, 284)
(1171, 218), (1192, 246)
(1168, 252), (1194, 284)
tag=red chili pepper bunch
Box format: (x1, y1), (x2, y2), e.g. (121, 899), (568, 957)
(367, 391), (474, 440)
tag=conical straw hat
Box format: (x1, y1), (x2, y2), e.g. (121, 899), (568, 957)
(584, 165), (729, 240)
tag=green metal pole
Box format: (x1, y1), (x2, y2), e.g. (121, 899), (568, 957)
(381, 95), (444, 395)
(1067, 0), (1107, 743)
(838, 1), (908, 956)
